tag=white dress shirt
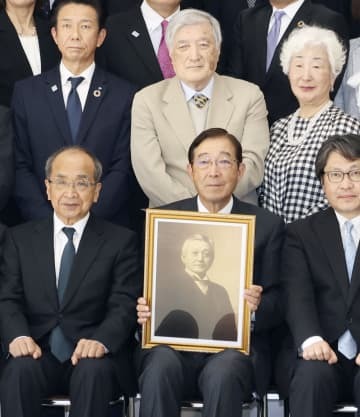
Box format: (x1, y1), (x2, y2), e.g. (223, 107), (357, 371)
(19, 35), (41, 75)
(53, 212), (89, 285)
(59, 61), (95, 110)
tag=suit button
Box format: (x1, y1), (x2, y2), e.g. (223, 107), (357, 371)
(348, 317), (353, 324)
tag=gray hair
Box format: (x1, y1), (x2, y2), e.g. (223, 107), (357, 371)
(166, 9), (222, 52)
(280, 25), (347, 78)
(45, 146), (103, 182)
(181, 233), (215, 257)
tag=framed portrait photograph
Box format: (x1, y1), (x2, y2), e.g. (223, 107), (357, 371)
(142, 209), (255, 354)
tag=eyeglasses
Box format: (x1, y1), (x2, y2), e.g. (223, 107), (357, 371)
(323, 170), (360, 183)
(48, 178), (97, 192)
(193, 157), (238, 170)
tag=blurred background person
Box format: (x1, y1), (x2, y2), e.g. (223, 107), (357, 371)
(260, 25), (360, 223)
(0, 0), (59, 107)
(335, 37), (360, 120)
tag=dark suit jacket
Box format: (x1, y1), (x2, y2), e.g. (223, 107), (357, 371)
(98, 7), (164, 89)
(98, 3), (204, 89)
(0, 9), (60, 107)
(0, 106), (14, 213)
(283, 207), (360, 349)
(12, 66), (135, 226)
(161, 196), (285, 395)
(0, 214), (141, 357)
(227, 0), (349, 125)
(155, 270), (236, 340)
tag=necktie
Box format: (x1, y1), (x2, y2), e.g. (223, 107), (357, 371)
(247, 0), (256, 7)
(266, 10), (285, 71)
(338, 221), (357, 359)
(157, 20), (175, 79)
(193, 94), (209, 109)
(66, 77), (84, 142)
(50, 227), (76, 362)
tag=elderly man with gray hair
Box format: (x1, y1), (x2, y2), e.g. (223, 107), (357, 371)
(131, 8), (269, 208)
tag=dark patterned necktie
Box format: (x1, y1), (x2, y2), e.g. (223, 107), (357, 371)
(66, 77), (84, 142)
(193, 94), (209, 109)
(50, 227), (75, 362)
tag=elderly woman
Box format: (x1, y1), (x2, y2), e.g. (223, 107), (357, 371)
(0, 0), (59, 107)
(260, 25), (360, 223)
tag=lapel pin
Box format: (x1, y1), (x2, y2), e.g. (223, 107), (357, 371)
(297, 21), (305, 28)
(131, 30), (140, 38)
(93, 87), (102, 97)
(51, 84), (58, 92)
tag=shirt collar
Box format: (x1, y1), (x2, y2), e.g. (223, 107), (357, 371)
(335, 211), (360, 233)
(53, 212), (90, 238)
(271, 0), (304, 20)
(181, 77), (215, 102)
(197, 195), (233, 214)
(59, 61), (95, 89)
(185, 267), (209, 282)
(141, 0), (179, 34)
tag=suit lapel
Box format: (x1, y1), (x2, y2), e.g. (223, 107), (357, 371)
(33, 218), (59, 309)
(124, 9), (163, 79)
(0, 10), (33, 77)
(42, 68), (73, 145)
(162, 78), (196, 152)
(76, 67), (106, 144)
(207, 74), (234, 129)
(255, 6), (273, 78)
(61, 215), (105, 309)
(312, 208), (349, 302)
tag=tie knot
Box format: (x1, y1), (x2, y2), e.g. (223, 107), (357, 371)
(273, 10), (285, 21)
(68, 77), (84, 90)
(193, 94), (209, 109)
(161, 20), (169, 33)
(62, 227), (75, 241)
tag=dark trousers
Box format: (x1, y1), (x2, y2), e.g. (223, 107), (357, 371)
(0, 350), (122, 417)
(136, 345), (254, 417)
(289, 352), (360, 417)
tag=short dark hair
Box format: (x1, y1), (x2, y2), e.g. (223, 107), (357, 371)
(315, 134), (360, 180)
(188, 128), (243, 164)
(51, 0), (104, 29)
(45, 145), (103, 182)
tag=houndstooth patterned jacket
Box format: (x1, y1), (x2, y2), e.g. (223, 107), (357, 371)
(259, 104), (360, 223)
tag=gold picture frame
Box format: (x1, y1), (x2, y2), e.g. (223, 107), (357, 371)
(142, 209), (255, 354)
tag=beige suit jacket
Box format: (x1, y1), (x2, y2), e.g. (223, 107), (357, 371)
(131, 73), (269, 206)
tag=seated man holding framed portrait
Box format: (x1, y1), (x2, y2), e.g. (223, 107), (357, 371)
(136, 127), (285, 417)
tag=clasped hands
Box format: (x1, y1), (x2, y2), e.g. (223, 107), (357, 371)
(9, 337), (105, 365)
